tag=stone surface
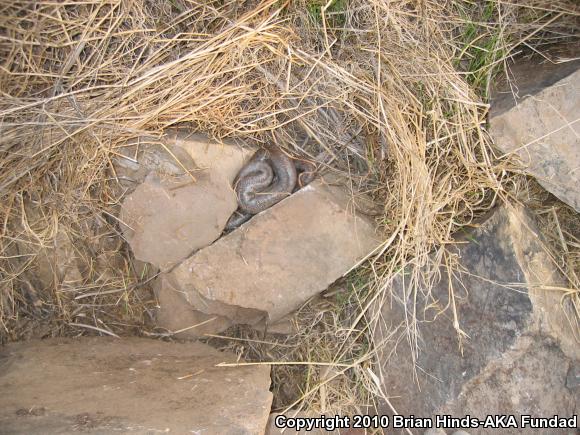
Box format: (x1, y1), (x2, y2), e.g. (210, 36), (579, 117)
(491, 53), (580, 116)
(255, 315), (298, 335)
(120, 172), (236, 271)
(490, 61), (580, 212)
(118, 132), (253, 270)
(566, 360), (580, 389)
(374, 205), (578, 433)
(155, 271), (299, 339)
(113, 135), (197, 186)
(441, 335), (577, 435)
(169, 179), (381, 325)
(165, 130), (253, 184)
(0, 337), (272, 434)
(153, 274), (233, 338)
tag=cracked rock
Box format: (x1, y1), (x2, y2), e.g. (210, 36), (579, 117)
(168, 178), (381, 328)
(118, 132), (253, 271)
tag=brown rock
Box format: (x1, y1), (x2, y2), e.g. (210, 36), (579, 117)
(153, 274), (232, 338)
(0, 337), (272, 434)
(374, 205), (578, 433)
(118, 132), (253, 271)
(490, 61), (580, 212)
(170, 179), (381, 325)
(113, 136), (198, 186)
(253, 315), (298, 335)
(154, 269), (297, 339)
(121, 171), (237, 271)
(165, 129), (253, 184)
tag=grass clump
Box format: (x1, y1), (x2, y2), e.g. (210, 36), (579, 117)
(455, 1), (507, 97)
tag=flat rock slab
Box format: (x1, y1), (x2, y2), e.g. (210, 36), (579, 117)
(490, 61), (580, 212)
(121, 172), (237, 271)
(374, 205), (578, 431)
(170, 179), (380, 325)
(119, 132), (253, 270)
(0, 337), (272, 435)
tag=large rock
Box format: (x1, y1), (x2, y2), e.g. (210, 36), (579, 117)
(441, 334), (576, 431)
(490, 59), (580, 211)
(168, 179), (380, 327)
(119, 132), (253, 270)
(0, 337), (272, 434)
(374, 205), (578, 433)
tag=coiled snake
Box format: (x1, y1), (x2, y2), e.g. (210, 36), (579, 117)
(225, 147), (316, 230)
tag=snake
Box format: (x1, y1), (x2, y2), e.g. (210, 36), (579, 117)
(225, 147), (316, 230)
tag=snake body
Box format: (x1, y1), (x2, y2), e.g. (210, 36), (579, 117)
(236, 147), (297, 214)
(225, 147), (316, 230)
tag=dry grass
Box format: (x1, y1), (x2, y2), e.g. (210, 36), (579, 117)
(1, 0), (579, 417)
(515, 177), (580, 338)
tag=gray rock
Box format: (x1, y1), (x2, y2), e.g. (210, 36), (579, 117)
(566, 360), (580, 389)
(490, 62), (580, 212)
(119, 133), (253, 271)
(374, 205), (578, 433)
(491, 54), (580, 116)
(169, 179), (381, 325)
(442, 335), (577, 435)
(0, 337), (272, 434)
